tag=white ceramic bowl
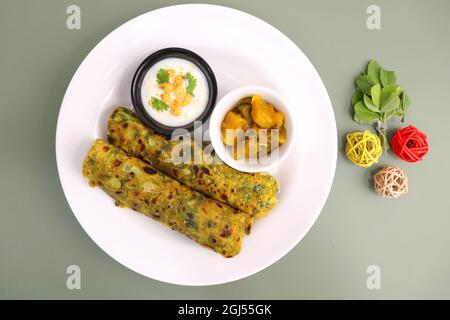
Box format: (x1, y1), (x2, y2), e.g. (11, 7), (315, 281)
(209, 86), (295, 172)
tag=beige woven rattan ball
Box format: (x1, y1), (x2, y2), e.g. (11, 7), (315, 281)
(373, 166), (408, 199)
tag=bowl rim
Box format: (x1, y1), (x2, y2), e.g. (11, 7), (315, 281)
(209, 85), (296, 173)
(131, 47), (218, 136)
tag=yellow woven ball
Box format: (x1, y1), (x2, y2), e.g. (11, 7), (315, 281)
(346, 131), (382, 168)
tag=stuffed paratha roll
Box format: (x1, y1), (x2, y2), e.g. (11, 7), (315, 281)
(82, 139), (253, 258)
(107, 107), (279, 218)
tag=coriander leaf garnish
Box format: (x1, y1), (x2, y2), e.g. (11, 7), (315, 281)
(156, 69), (170, 85)
(151, 97), (169, 112)
(185, 72), (197, 96)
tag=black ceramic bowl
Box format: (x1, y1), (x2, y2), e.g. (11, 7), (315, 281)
(131, 47), (218, 135)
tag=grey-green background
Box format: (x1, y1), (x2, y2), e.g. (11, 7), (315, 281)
(1, 0), (449, 299)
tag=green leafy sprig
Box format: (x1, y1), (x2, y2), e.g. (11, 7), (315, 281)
(156, 69), (170, 85)
(352, 60), (411, 150)
(150, 97), (169, 112)
(185, 72), (197, 96)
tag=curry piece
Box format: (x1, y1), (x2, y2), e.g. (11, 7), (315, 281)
(221, 95), (287, 160)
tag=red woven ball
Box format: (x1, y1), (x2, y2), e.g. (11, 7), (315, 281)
(391, 125), (429, 162)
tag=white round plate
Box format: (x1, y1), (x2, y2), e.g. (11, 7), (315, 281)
(56, 4), (337, 286)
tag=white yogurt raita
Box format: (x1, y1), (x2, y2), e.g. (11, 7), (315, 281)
(140, 58), (209, 127)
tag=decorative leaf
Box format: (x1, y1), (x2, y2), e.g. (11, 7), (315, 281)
(150, 97), (169, 112)
(354, 101), (379, 124)
(396, 86), (405, 95)
(380, 85), (396, 105)
(397, 92), (411, 122)
(401, 92), (411, 112)
(367, 60), (381, 84)
(356, 75), (375, 95)
(156, 69), (170, 85)
(380, 92), (401, 113)
(351, 89), (363, 106)
(370, 83), (381, 107)
(380, 69), (397, 87)
(388, 71), (397, 85)
(364, 94), (380, 112)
